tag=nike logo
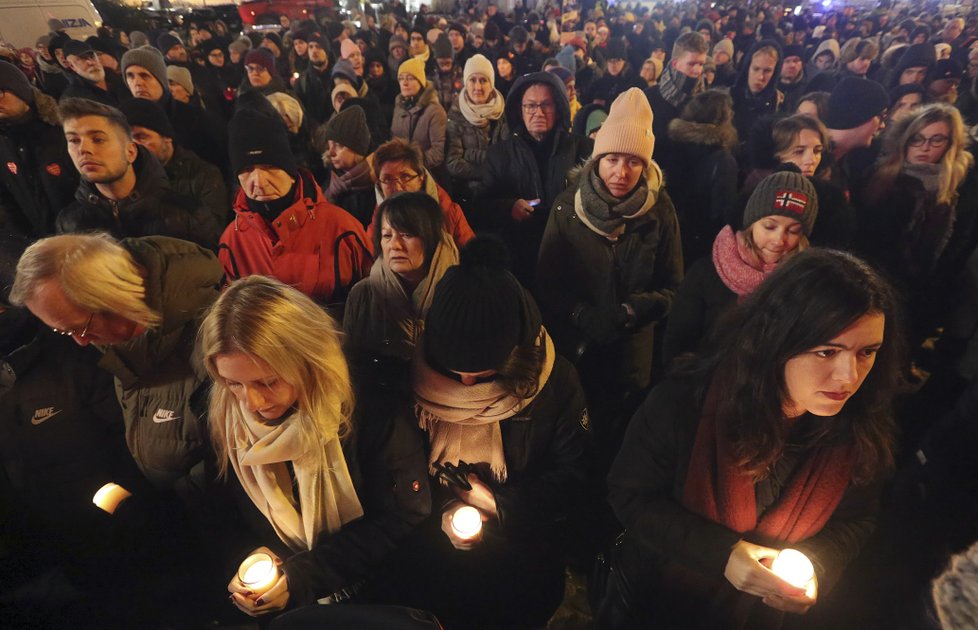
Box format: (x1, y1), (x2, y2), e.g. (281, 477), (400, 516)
(152, 408), (181, 423)
(31, 407), (62, 425)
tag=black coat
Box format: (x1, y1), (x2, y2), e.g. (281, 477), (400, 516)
(0, 90), (78, 238)
(730, 40), (785, 145)
(60, 71), (131, 106)
(161, 94), (230, 178)
(584, 64), (644, 106)
(662, 256), (736, 366)
(295, 66), (333, 126)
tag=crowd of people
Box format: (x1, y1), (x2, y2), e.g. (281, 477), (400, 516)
(2, 0), (978, 628)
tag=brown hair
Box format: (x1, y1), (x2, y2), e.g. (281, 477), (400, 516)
(59, 97), (132, 140)
(671, 31), (709, 60)
(372, 137), (424, 179)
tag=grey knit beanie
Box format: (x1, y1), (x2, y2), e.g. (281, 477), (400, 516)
(0, 61), (34, 105)
(323, 105), (370, 156)
(742, 171), (818, 235)
(121, 47), (169, 96)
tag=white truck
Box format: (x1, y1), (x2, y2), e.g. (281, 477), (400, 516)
(0, 0), (103, 49)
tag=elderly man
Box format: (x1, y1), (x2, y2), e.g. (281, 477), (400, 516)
(60, 39), (130, 106)
(479, 72), (592, 287)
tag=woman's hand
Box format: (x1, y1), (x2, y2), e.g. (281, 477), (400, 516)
(227, 547), (291, 617)
(440, 500), (486, 551)
(724, 540), (816, 613)
(453, 473), (498, 519)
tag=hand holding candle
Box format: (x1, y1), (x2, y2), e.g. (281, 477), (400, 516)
(441, 502), (484, 550)
(238, 552), (279, 593)
(92, 482), (132, 514)
(771, 549), (815, 589)
(228, 547), (290, 617)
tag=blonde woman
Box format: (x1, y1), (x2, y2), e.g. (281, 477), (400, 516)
(198, 275), (429, 616)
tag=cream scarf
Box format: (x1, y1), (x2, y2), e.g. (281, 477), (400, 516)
(412, 328), (556, 482)
(458, 88), (505, 128)
(228, 404), (364, 552)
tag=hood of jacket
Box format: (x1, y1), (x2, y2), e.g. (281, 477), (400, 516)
(668, 118), (738, 152)
(74, 145), (170, 208)
(503, 71), (571, 133)
(32, 88), (61, 126)
(733, 39), (784, 104)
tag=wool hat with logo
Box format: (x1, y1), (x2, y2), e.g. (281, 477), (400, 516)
(742, 170), (819, 235)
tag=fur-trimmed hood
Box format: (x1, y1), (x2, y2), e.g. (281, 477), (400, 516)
(32, 88), (60, 126)
(668, 118), (738, 152)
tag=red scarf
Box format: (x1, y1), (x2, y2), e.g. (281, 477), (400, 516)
(683, 378), (853, 543)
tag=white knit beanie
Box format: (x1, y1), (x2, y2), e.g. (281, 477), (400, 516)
(592, 88), (655, 166)
(463, 54), (495, 89)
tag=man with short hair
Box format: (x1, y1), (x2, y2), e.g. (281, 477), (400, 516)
(646, 32), (708, 170)
(158, 32), (225, 118)
(823, 77), (888, 197)
(34, 34), (68, 99)
(119, 98), (228, 230)
(927, 59), (964, 103)
(55, 97), (221, 247)
(585, 38), (643, 106)
(295, 32), (334, 125)
(60, 39), (130, 106)
(887, 42), (935, 89)
(0, 61), (77, 238)
(447, 22), (475, 68)
(480, 72), (592, 287)
(508, 26), (543, 75)
(779, 44), (807, 110)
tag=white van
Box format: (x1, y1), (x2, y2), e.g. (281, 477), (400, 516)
(0, 0), (103, 49)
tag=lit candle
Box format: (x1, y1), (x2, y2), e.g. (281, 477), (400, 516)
(238, 553), (279, 593)
(771, 548), (815, 589)
(451, 505), (483, 540)
(92, 482), (132, 514)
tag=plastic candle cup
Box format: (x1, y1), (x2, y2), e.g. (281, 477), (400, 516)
(238, 553), (279, 593)
(450, 505), (483, 540)
(771, 548), (815, 589)
(92, 482), (132, 514)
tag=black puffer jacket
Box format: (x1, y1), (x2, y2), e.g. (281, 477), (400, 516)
(661, 255), (736, 366)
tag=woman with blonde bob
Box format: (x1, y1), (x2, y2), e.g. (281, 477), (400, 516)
(199, 275), (430, 617)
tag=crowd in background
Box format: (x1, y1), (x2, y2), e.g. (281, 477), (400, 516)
(2, 0), (978, 628)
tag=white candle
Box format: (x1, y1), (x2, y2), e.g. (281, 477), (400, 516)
(771, 548), (815, 589)
(92, 482), (132, 514)
(238, 553), (279, 592)
(451, 505), (483, 540)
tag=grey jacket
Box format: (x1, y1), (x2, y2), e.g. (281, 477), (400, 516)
(391, 83), (447, 171)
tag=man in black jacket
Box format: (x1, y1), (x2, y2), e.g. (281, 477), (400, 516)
(60, 39), (130, 106)
(478, 72), (592, 288)
(55, 97), (221, 247)
(295, 32), (334, 125)
(0, 62), (77, 239)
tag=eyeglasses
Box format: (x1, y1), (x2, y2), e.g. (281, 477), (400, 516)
(245, 64), (269, 74)
(521, 101), (555, 114)
(909, 133), (949, 148)
(208, 51), (224, 58)
(397, 74), (419, 82)
(379, 173), (421, 187)
(53, 312), (95, 338)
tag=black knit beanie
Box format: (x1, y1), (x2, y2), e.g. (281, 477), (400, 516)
(228, 106), (297, 176)
(425, 238), (541, 373)
(823, 77), (888, 130)
(156, 33), (182, 55)
(119, 97), (176, 139)
(0, 61), (34, 105)
(432, 33), (453, 60)
(323, 105), (370, 156)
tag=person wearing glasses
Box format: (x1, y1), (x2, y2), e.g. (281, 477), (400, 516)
(859, 102), (976, 348)
(478, 71), (593, 289)
(366, 138), (474, 251)
(391, 57), (447, 178)
(8, 231), (222, 498)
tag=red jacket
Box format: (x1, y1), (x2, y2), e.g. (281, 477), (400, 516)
(219, 171), (373, 304)
(365, 175), (475, 254)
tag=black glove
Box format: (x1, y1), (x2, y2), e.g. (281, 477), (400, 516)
(574, 304), (628, 344)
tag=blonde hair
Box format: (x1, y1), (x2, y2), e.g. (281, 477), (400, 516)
(9, 232), (161, 328)
(198, 275), (355, 478)
(742, 224), (810, 260)
(868, 102), (973, 205)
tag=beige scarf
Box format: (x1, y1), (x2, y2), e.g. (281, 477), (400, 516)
(412, 328), (556, 482)
(457, 88), (505, 128)
(228, 404), (364, 552)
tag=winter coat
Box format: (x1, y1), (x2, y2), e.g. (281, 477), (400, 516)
(36, 61), (68, 99)
(510, 47), (545, 76)
(584, 64), (644, 106)
(164, 145), (229, 232)
(607, 375), (883, 626)
(324, 159), (376, 228)
(56, 146), (222, 248)
(661, 256), (736, 365)
(536, 167), (684, 390)
(665, 118), (739, 266)
(294, 66), (333, 125)
(0, 89), (77, 238)
(391, 83), (447, 172)
(444, 97), (509, 199)
(219, 170), (373, 307)
(477, 72), (593, 287)
(730, 40), (785, 145)
(161, 94), (230, 178)
(428, 65), (463, 112)
(60, 70), (131, 106)
(96, 236), (222, 496)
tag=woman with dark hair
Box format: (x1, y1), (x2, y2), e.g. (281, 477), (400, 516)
(376, 237), (588, 629)
(343, 192), (459, 360)
(795, 91), (830, 122)
(605, 248), (904, 628)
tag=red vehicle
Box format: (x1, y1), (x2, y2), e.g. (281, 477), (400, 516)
(238, 0), (335, 28)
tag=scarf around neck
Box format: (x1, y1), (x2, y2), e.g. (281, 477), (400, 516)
(458, 87), (505, 127)
(228, 404), (364, 552)
(657, 63), (703, 109)
(574, 160), (660, 240)
(412, 328), (556, 483)
(903, 160), (943, 194)
(711, 226), (778, 297)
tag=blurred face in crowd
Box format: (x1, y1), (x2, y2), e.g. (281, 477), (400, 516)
(97, 52), (119, 73)
(230, 48), (243, 64)
(905, 120), (950, 165)
(125, 65), (164, 101)
(378, 159), (423, 197)
(748, 51), (778, 94)
(640, 59), (658, 83)
(36, 42), (52, 62)
(207, 48), (225, 67)
(466, 72), (492, 104)
(238, 165), (295, 202)
(598, 153), (645, 198)
(521, 83), (557, 140)
(214, 352), (298, 423)
(846, 55), (872, 77)
(853, 114), (885, 147)
(165, 44), (188, 63)
(781, 55), (803, 82)
(168, 80), (191, 103)
(673, 50), (707, 79)
(606, 57), (625, 77)
(293, 38), (307, 57)
(496, 56), (513, 79)
(750, 215), (804, 264)
(776, 129), (824, 177)
(814, 52), (835, 71)
(596, 26), (610, 44)
(261, 38), (281, 57)
(131, 125), (174, 166)
(67, 51), (105, 84)
(563, 79), (577, 102)
(308, 42), (328, 68)
(449, 29), (465, 52)
(899, 65), (928, 85)
(54, 47), (67, 67)
(928, 78), (959, 103)
(25, 280), (140, 346)
(64, 115), (136, 185)
(398, 72), (421, 98)
(368, 60), (385, 79)
(380, 215), (427, 284)
(436, 57), (453, 73)
(325, 140), (361, 171)
(409, 32), (427, 56)
(944, 19), (964, 41)
(782, 312), (884, 418)
(714, 50), (730, 66)
(391, 44), (407, 61)
(345, 47), (364, 76)
(584, 22), (597, 39)
(0, 88), (30, 120)
(246, 62), (272, 88)
(889, 92), (923, 121)
(796, 99), (819, 120)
